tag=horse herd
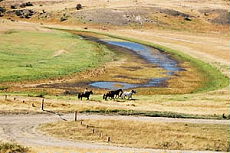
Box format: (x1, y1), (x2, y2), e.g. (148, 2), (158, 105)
(78, 89), (136, 100)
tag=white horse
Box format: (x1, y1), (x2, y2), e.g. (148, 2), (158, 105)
(121, 90), (136, 99)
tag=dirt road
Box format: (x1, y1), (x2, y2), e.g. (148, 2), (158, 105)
(0, 113), (229, 153)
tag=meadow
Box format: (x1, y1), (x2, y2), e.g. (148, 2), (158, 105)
(0, 30), (113, 83)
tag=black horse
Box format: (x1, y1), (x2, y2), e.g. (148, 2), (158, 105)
(78, 91), (93, 100)
(103, 92), (114, 100)
(103, 89), (123, 100)
(112, 89), (123, 98)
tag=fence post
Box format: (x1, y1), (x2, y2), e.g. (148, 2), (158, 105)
(41, 98), (44, 111)
(74, 111), (78, 121)
(4, 95), (7, 100)
(107, 137), (111, 142)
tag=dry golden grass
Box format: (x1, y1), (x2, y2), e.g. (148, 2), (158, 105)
(40, 119), (230, 151)
(0, 86), (229, 116)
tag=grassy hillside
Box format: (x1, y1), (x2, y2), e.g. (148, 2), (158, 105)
(0, 30), (113, 82)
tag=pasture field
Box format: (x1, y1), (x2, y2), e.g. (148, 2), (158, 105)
(40, 119), (230, 151)
(0, 30), (113, 83)
(4, 29), (227, 96)
(0, 0), (229, 152)
(0, 90), (229, 119)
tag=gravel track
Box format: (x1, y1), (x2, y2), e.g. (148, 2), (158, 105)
(0, 113), (229, 153)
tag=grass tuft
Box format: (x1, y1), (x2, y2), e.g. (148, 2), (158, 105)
(0, 142), (29, 153)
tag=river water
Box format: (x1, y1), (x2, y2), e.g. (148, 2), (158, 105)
(90, 40), (183, 90)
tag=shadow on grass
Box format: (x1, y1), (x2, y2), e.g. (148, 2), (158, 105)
(81, 109), (230, 120)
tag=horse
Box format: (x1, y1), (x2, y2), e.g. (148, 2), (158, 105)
(78, 91), (93, 100)
(103, 89), (123, 100)
(121, 90), (136, 99)
(103, 92), (115, 100)
(109, 89), (123, 98)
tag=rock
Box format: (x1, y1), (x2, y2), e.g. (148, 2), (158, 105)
(20, 2), (33, 8)
(15, 9), (34, 18)
(15, 10), (23, 16)
(76, 4), (82, 10)
(20, 3), (26, 8)
(60, 16), (67, 22)
(0, 7), (6, 17)
(11, 5), (17, 9)
(0, 7), (6, 13)
(184, 16), (192, 21)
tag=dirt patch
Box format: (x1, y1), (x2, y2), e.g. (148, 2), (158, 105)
(53, 49), (68, 57)
(199, 9), (230, 25)
(73, 7), (192, 26)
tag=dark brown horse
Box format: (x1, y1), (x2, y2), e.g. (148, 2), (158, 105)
(103, 89), (123, 100)
(103, 92), (114, 100)
(78, 91), (93, 100)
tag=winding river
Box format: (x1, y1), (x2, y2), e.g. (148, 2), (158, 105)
(90, 40), (183, 90)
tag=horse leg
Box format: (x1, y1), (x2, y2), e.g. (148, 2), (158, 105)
(78, 94), (80, 99)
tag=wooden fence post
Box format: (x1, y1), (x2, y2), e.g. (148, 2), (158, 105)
(107, 137), (111, 142)
(74, 111), (78, 121)
(4, 95), (7, 100)
(41, 98), (44, 111)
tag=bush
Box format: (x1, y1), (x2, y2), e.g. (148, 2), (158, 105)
(0, 7), (6, 13)
(0, 142), (29, 153)
(76, 4), (82, 10)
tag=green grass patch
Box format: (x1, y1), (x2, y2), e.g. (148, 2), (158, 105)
(0, 30), (113, 82)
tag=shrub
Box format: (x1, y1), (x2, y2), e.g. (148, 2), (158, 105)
(0, 142), (29, 153)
